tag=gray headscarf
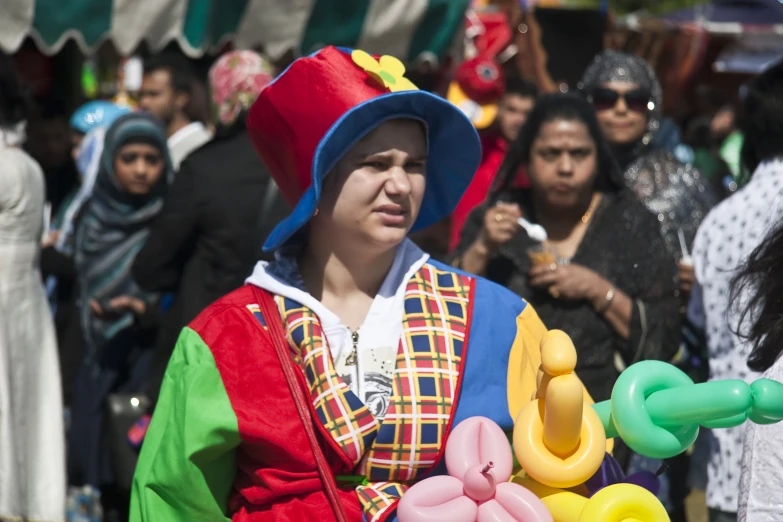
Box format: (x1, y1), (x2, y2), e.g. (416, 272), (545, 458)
(580, 50), (717, 260)
(580, 50), (663, 147)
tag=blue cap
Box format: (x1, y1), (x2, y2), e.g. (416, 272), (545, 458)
(70, 101), (132, 134)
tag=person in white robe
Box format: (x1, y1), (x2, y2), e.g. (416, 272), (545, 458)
(0, 51), (66, 522)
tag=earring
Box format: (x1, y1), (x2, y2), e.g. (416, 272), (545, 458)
(314, 208), (319, 216)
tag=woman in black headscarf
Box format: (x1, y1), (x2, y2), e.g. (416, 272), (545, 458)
(581, 53), (719, 517)
(68, 112), (171, 519)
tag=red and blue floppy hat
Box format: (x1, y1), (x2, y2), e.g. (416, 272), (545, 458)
(246, 45), (481, 251)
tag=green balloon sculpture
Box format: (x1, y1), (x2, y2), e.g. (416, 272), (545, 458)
(592, 360), (783, 459)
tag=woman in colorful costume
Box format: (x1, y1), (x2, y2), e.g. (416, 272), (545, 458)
(130, 46), (569, 522)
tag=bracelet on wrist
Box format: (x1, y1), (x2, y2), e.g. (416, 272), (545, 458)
(595, 287), (615, 313)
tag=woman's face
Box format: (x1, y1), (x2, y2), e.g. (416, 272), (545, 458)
(593, 81), (649, 146)
(528, 118), (597, 209)
(312, 119), (428, 251)
(113, 143), (165, 196)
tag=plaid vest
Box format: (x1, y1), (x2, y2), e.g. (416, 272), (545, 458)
(249, 263), (473, 521)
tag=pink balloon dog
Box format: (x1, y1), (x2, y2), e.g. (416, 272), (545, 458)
(397, 417), (554, 522)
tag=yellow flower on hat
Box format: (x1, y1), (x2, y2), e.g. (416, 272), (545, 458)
(351, 50), (419, 93)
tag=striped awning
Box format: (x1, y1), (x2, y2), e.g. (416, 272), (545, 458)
(0, 0), (470, 63)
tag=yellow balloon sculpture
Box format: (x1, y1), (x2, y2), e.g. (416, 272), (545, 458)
(512, 330), (669, 522)
(581, 484), (669, 521)
(513, 477), (669, 522)
(513, 330), (606, 489)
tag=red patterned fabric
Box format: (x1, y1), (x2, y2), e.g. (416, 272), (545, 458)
(356, 482), (408, 522)
(209, 50), (273, 126)
(274, 297), (380, 464)
(362, 264), (473, 482)
(193, 288), (363, 521)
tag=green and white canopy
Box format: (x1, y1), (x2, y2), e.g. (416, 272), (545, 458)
(0, 0), (470, 63)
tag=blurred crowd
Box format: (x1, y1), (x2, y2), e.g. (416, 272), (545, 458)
(1, 43), (783, 522)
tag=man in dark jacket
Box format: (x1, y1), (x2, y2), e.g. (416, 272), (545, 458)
(132, 51), (287, 405)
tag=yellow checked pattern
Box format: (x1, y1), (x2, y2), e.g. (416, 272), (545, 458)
(362, 264), (471, 481)
(358, 264), (472, 521)
(277, 297), (380, 464)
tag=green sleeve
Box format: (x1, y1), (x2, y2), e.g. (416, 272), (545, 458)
(130, 327), (241, 522)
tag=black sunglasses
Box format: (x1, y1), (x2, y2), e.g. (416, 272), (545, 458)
(589, 87), (652, 114)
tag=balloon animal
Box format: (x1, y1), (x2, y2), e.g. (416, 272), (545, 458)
(511, 330), (669, 522)
(396, 326), (783, 522)
(397, 416), (553, 522)
(513, 330), (606, 489)
(592, 360), (783, 459)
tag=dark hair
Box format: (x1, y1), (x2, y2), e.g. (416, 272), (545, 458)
(0, 52), (30, 126)
(504, 75), (539, 100)
(143, 53), (196, 96)
(186, 79), (210, 124)
(683, 117), (712, 150)
(144, 53), (208, 124)
(731, 217), (783, 372)
(492, 92), (622, 196)
(740, 59), (783, 173)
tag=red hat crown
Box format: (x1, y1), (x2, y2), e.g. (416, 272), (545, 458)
(246, 45), (481, 252)
(247, 46), (415, 206)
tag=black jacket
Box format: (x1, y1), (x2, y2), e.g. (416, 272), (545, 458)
(132, 123), (288, 404)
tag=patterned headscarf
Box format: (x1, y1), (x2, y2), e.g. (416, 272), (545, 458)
(75, 113), (171, 362)
(209, 50), (273, 126)
(580, 50), (663, 145)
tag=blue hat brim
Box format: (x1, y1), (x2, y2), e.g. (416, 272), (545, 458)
(262, 90), (481, 251)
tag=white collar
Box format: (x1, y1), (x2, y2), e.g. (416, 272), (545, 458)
(245, 239), (430, 328)
(168, 121), (207, 149)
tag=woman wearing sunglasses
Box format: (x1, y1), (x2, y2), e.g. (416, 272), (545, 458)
(581, 51), (716, 273)
(582, 50), (717, 518)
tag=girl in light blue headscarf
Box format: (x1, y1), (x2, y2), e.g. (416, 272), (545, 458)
(55, 126), (108, 254)
(70, 100), (132, 154)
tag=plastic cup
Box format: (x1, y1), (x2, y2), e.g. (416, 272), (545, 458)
(528, 243), (558, 267)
